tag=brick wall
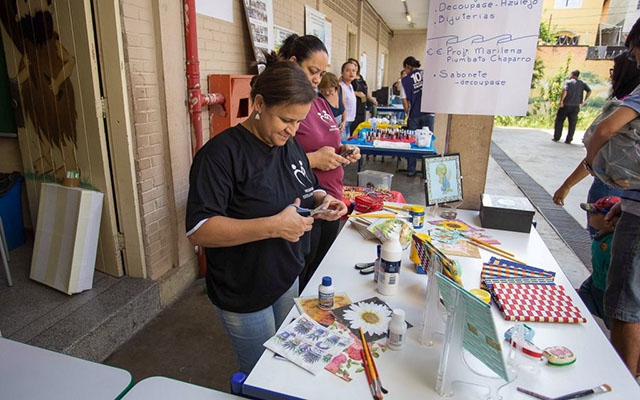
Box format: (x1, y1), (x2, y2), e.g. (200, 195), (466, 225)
(121, 0), (174, 279)
(119, 0), (397, 281)
(388, 30), (427, 87)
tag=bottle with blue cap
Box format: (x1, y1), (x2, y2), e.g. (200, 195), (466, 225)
(318, 276), (335, 310)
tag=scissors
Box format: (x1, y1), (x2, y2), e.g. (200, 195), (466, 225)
(290, 203), (333, 216)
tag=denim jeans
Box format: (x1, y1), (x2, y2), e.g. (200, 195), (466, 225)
(342, 121), (352, 141)
(215, 279), (298, 374)
(406, 113), (434, 173)
(605, 212), (640, 323)
(579, 276), (610, 329)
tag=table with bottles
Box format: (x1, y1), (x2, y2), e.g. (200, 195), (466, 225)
(346, 122), (437, 178)
(242, 210), (640, 399)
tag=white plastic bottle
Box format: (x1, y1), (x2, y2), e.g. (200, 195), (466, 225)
(377, 231), (403, 296)
(373, 244), (382, 282)
(387, 309), (407, 350)
(318, 276), (335, 310)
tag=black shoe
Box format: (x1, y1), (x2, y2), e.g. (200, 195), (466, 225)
(552, 138), (560, 142)
(565, 140), (572, 144)
(406, 171), (416, 177)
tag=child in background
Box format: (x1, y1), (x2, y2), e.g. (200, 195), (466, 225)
(578, 195), (621, 329)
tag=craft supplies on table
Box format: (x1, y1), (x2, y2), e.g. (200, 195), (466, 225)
(491, 283), (586, 323)
(244, 210), (640, 400)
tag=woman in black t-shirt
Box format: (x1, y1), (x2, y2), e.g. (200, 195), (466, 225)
(186, 62), (347, 374)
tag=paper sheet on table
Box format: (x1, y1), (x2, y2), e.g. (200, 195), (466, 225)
(372, 140), (411, 149)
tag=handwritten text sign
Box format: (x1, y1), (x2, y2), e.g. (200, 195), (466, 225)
(422, 1), (543, 116)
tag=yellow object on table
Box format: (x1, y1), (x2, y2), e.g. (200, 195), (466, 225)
(470, 288), (491, 304)
(351, 121), (403, 138)
(410, 233), (430, 264)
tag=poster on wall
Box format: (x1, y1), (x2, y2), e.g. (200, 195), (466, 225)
(304, 6), (332, 63)
(274, 25), (297, 53)
(242, 0), (274, 70)
(197, 0), (233, 23)
(421, 1), (543, 116)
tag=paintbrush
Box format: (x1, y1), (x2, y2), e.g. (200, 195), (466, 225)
(465, 239), (527, 264)
(517, 387), (553, 400)
(347, 213), (400, 219)
(359, 328), (384, 398)
(468, 235), (514, 256)
(360, 349), (378, 400)
(553, 384), (611, 400)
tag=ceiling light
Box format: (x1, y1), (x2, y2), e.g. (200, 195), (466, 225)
(406, 13), (412, 22)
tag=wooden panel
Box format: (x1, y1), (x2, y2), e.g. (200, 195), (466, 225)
(0, 0), (122, 276)
(445, 114), (494, 211)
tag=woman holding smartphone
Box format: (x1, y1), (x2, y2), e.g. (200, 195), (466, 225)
(277, 34), (361, 290)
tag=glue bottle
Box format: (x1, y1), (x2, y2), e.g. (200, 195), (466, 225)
(387, 309), (407, 350)
(377, 230), (402, 296)
(318, 276), (335, 310)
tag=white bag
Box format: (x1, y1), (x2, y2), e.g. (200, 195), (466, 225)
(415, 127), (433, 148)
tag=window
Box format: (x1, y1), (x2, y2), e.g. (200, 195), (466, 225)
(555, 0), (582, 8)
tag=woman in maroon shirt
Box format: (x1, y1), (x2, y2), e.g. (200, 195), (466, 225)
(278, 34), (361, 290)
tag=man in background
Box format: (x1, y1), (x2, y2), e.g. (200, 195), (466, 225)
(553, 69), (591, 144)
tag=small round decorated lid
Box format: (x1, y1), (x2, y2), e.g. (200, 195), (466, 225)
(543, 345), (576, 366)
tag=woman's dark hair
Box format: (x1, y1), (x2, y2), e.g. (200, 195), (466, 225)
(341, 61), (355, 73)
(611, 51), (640, 99)
(347, 58), (361, 74)
(250, 61), (316, 107)
(278, 34), (328, 64)
(625, 17), (640, 49)
(403, 56), (421, 68)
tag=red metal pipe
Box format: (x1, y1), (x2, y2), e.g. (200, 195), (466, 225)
(183, 0), (224, 276)
(183, 0), (225, 155)
(183, 0), (203, 154)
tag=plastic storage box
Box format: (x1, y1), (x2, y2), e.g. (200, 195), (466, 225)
(479, 193), (535, 233)
(357, 170), (393, 190)
(0, 174), (25, 250)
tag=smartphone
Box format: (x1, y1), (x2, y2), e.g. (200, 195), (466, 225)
(340, 147), (355, 157)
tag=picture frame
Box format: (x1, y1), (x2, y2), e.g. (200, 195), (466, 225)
(423, 153), (463, 206)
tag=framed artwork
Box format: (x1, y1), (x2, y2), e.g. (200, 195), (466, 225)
(424, 153), (463, 206)
(242, 0), (274, 72)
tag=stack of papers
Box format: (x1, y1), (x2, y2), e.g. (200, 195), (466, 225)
(263, 314), (354, 375)
(491, 283), (586, 323)
(481, 257), (555, 290)
(483, 258), (585, 323)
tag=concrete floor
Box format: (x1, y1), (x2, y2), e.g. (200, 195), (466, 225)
(1, 126), (599, 395)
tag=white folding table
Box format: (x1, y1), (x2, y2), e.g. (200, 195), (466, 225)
(243, 210), (640, 399)
(120, 376), (243, 399)
(0, 337), (132, 400)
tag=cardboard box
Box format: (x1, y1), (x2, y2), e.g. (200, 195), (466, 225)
(30, 183), (104, 295)
(479, 193), (535, 233)
(357, 170), (393, 190)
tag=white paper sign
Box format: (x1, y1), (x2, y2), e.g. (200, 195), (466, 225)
(196, 0), (233, 23)
(422, 1), (544, 116)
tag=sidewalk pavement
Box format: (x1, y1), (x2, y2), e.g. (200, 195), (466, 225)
(490, 126), (592, 289)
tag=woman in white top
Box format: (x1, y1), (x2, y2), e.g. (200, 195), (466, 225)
(339, 61), (357, 141)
